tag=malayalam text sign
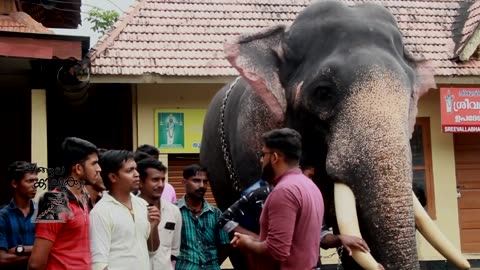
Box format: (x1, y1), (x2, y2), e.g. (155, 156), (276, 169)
(440, 88), (480, 133)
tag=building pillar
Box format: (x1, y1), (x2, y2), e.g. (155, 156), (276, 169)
(132, 84), (138, 150)
(31, 89), (48, 201)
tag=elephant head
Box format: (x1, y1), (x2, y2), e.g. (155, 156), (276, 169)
(220, 1), (469, 269)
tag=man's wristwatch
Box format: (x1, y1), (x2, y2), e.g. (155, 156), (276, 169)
(15, 245), (25, 255)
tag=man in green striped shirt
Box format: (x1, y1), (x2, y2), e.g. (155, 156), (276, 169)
(176, 164), (230, 270)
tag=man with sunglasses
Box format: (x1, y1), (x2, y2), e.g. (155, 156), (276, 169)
(230, 128), (324, 270)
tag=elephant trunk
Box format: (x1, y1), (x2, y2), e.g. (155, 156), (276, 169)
(326, 70), (419, 269)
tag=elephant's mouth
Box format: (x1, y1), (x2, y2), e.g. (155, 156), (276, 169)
(334, 183), (470, 270)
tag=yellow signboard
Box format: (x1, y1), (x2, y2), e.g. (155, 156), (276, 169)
(154, 109), (206, 153)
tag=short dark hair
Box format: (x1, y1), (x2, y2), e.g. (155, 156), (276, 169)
(99, 150), (135, 190)
(98, 148), (108, 155)
(136, 144), (159, 157)
(299, 156), (315, 171)
(183, 164), (209, 179)
(262, 128), (302, 162)
(136, 158), (167, 182)
(134, 151), (151, 163)
(8, 161), (37, 182)
(61, 137), (98, 176)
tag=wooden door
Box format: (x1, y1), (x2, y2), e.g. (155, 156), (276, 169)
(454, 133), (480, 252)
(168, 154), (216, 206)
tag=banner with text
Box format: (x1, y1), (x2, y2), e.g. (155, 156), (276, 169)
(154, 109), (206, 153)
(440, 88), (480, 133)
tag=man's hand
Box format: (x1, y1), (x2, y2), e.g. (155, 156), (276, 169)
(338, 235), (370, 256)
(230, 232), (255, 251)
(147, 206), (161, 227)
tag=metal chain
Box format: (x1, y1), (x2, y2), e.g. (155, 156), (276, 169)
(315, 246), (343, 270)
(321, 250), (338, 259)
(336, 246), (343, 270)
(318, 246), (343, 270)
(219, 76), (242, 193)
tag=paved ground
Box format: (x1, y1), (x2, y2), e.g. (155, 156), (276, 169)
(220, 260), (480, 270)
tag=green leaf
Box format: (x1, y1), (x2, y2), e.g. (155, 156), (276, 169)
(86, 7), (120, 35)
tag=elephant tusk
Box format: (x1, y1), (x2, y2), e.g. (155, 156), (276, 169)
(413, 192), (470, 270)
(334, 183), (381, 270)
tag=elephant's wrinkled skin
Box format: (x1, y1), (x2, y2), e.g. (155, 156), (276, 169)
(200, 1), (437, 269)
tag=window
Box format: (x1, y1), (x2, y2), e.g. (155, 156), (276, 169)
(410, 117), (436, 219)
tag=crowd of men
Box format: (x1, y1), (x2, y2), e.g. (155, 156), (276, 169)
(0, 128), (374, 270)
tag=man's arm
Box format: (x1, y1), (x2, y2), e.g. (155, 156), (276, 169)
(322, 234), (370, 255)
(0, 216), (31, 267)
(27, 238), (54, 270)
(256, 189), (297, 262)
(231, 233), (268, 255)
(171, 208), (182, 260)
(320, 234), (341, 249)
(89, 209), (112, 270)
(320, 221), (370, 255)
(146, 206), (160, 252)
(28, 219), (65, 270)
(6, 246), (33, 255)
(230, 233), (279, 270)
(0, 249), (30, 267)
(320, 222), (338, 249)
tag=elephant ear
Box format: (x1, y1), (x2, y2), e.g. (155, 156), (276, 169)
(405, 48), (437, 135)
(224, 25), (287, 123)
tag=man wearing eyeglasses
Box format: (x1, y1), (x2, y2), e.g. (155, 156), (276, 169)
(230, 128), (324, 270)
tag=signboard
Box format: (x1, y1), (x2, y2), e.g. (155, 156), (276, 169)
(154, 109), (206, 153)
(441, 88), (480, 133)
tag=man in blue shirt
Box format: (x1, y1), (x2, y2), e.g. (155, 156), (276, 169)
(0, 161), (38, 269)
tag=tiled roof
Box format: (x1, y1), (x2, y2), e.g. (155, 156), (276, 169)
(20, 0), (82, 29)
(0, 12), (54, 34)
(90, 0), (480, 76)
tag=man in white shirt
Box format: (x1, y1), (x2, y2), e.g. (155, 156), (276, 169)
(137, 157), (182, 270)
(135, 144), (178, 203)
(89, 150), (161, 270)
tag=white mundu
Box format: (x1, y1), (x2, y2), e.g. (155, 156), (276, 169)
(89, 192), (152, 270)
(150, 199), (182, 270)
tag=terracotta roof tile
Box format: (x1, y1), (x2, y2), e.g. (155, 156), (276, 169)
(90, 0), (480, 76)
(0, 12), (54, 34)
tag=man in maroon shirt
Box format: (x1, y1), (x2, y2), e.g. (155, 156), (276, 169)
(231, 128), (324, 270)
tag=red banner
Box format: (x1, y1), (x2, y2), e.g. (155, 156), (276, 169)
(441, 88), (480, 133)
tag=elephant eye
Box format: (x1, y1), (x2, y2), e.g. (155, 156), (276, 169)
(314, 84), (334, 100)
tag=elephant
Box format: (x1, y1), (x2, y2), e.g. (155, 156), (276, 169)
(200, 1), (470, 269)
